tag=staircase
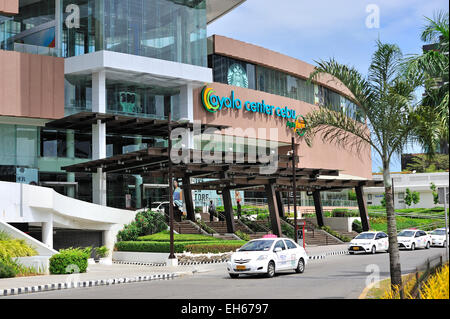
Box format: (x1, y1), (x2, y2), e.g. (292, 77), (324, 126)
(174, 221), (204, 235)
(282, 219), (343, 246)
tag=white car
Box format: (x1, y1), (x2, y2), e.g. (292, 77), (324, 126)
(397, 229), (432, 250)
(149, 202), (169, 213)
(348, 231), (389, 254)
(430, 228), (448, 247)
(227, 238), (308, 278)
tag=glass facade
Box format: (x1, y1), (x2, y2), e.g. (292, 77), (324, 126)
(210, 54), (365, 123)
(61, 0), (207, 66)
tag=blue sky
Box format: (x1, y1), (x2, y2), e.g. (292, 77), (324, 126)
(207, 0), (449, 172)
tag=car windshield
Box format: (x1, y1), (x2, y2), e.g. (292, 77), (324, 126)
(150, 203), (161, 209)
(398, 231), (415, 237)
(355, 233), (375, 240)
(431, 230), (446, 236)
(239, 240), (275, 252)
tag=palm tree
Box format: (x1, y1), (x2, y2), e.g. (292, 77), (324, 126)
(302, 41), (428, 290)
(405, 10), (449, 154)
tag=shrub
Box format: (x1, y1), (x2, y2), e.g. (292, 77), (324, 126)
(0, 260), (17, 278)
(115, 240), (246, 254)
(117, 210), (167, 242)
(94, 246), (109, 258)
(184, 243), (246, 254)
(321, 226), (351, 242)
(352, 220), (363, 233)
(420, 264), (449, 299)
(0, 239), (37, 260)
(235, 230), (250, 241)
(49, 247), (91, 275)
(138, 231), (218, 242)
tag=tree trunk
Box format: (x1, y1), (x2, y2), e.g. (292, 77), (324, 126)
(383, 161), (403, 292)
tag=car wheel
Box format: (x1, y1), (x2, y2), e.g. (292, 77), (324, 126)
(295, 258), (305, 274)
(371, 246), (376, 254)
(411, 243), (415, 251)
(266, 261), (275, 278)
(349, 251), (354, 255)
(426, 242), (431, 249)
(229, 274), (239, 279)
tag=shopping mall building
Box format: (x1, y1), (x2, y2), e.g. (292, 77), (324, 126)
(0, 0), (379, 252)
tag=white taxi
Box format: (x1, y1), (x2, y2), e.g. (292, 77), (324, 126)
(226, 238), (308, 278)
(348, 231), (389, 254)
(430, 228), (448, 247)
(397, 229), (432, 250)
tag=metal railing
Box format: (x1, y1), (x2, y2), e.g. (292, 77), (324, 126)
(397, 254), (448, 299)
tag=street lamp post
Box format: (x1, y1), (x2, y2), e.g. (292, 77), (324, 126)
(292, 137), (298, 244)
(168, 111), (175, 261)
(444, 188), (449, 261)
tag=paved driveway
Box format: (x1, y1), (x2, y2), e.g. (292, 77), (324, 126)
(3, 247), (446, 299)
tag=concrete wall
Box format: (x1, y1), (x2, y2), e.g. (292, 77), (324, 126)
(0, 0), (18, 15)
(193, 82), (372, 179)
(113, 252), (170, 264)
(305, 217), (361, 232)
(0, 220), (57, 256)
(0, 50), (65, 119)
(366, 172), (449, 209)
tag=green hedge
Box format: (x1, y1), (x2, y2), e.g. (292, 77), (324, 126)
(0, 260), (17, 279)
(49, 248), (91, 275)
(184, 243), (245, 254)
(137, 231), (219, 242)
(116, 240), (247, 254)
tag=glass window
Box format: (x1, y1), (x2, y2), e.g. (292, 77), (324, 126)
(16, 126), (38, 167)
(285, 240), (297, 249)
(0, 124), (16, 165)
(274, 240), (286, 251)
(41, 129), (67, 158)
(62, 0), (207, 66)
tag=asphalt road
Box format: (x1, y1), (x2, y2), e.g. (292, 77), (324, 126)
(4, 247), (447, 300)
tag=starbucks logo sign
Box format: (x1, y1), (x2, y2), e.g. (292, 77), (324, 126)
(227, 64), (248, 88)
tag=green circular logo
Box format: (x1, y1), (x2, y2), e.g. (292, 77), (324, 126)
(227, 64), (248, 88)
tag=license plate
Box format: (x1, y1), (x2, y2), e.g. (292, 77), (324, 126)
(236, 265), (247, 271)
(353, 247), (360, 251)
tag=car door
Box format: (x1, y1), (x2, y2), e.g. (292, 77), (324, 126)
(273, 240), (289, 270)
(375, 233), (383, 250)
(284, 239), (299, 268)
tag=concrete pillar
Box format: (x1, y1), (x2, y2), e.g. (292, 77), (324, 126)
(356, 186), (370, 231)
(313, 190), (325, 228)
(275, 191), (285, 218)
(92, 71), (106, 113)
(182, 177), (195, 222)
(91, 70), (107, 206)
(222, 188), (235, 233)
(101, 229), (114, 264)
(66, 129), (76, 198)
(265, 184), (282, 237)
(135, 175), (143, 209)
(179, 84), (194, 122)
(42, 216), (53, 249)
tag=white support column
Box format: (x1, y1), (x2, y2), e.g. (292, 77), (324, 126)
(42, 216), (54, 250)
(92, 70), (107, 206)
(55, 0), (61, 56)
(92, 70), (106, 113)
(179, 84), (195, 150)
(92, 120), (107, 206)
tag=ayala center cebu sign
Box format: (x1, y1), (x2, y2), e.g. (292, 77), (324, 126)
(201, 86), (307, 137)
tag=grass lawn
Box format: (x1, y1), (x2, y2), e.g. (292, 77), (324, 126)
(369, 216), (445, 232)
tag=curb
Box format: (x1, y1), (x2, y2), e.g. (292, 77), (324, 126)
(1, 273), (177, 298)
(113, 260), (227, 267)
(308, 250), (349, 260)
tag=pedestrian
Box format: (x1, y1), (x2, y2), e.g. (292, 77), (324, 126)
(237, 199), (242, 220)
(209, 200), (216, 222)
